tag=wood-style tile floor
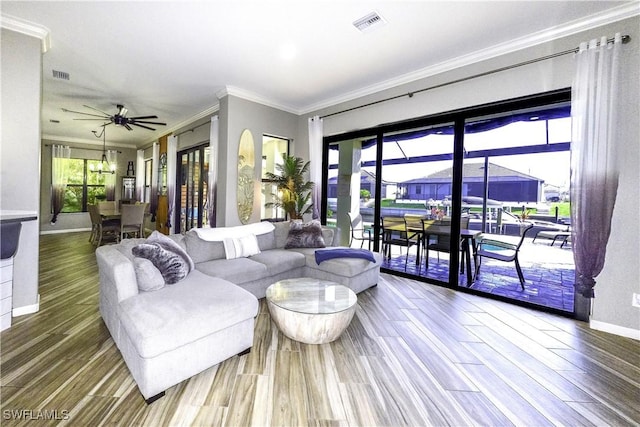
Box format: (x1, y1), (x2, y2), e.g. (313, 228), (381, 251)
(1, 232), (638, 426)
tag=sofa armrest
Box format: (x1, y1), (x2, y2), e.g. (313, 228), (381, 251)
(96, 246), (139, 303)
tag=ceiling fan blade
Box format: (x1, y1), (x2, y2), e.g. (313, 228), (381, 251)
(131, 120), (166, 126)
(128, 115), (158, 120)
(82, 105), (113, 116)
(124, 123), (133, 131)
(131, 123), (156, 131)
(73, 118), (110, 121)
(62, 108), (107, 118)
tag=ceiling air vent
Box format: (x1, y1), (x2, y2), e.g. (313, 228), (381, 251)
(353, 11), (386, 33)
(52, 69), (70, 80)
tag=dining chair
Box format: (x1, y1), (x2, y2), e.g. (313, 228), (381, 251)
(97, 200), (117, 213)
(347, 212), (377, 250)
(88, 204), (120, 246)
(475, 223), (534, 289)
(381, 216), (420, 269)
(120, 204), (147, 241)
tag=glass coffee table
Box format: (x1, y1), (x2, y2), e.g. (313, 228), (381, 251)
(265, 278), (357, 344)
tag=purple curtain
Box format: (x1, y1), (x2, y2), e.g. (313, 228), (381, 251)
(51, 145), (71, 224)
(570, 34), (622, 298)
(150, 142), (159, 221)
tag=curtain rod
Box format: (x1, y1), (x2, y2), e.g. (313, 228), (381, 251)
(321, 34), (630, 119)
(174, 120), (211, 137)
(44, 144), (122, 154)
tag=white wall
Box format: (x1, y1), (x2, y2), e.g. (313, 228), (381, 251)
(0, 29), (42, 311)
(217, 94), (298, 226)
(298, 16), (640, 336)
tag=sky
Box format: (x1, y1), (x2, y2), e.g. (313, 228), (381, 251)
(329, 117), (572, 190)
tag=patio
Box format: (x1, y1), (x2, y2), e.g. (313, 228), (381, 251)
(374, 235), (575, 313)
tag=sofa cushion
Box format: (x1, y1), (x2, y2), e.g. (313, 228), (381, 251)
(284, 220), (325, 249)
(132, 243), (190, 284)
(291, 247), (382, 277)
(118, 271), (258, 358)
(195, 257), (267, 284)
(249, 249), (306, 276)
(147, 231), (195, 271)
(223, 234), (261, 259)
(184, 231), (226, 263)
(256, 229), (276, 251)
(133, 258), (165, 292)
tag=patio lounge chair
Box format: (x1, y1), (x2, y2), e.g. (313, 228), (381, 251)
(475, 224), (534, 290)
(532, 229), (571, 247)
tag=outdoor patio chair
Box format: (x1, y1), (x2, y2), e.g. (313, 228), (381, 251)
(423, 216), (470, 266)
(348, 212), (378, 250)
(381, 216), (420, 269)
(475, 223), (534, 289)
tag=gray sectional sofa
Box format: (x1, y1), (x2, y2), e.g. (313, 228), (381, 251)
(96, 221), (381, 402)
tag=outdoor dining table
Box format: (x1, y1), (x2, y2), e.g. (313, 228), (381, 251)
(384, 221), (481, 287)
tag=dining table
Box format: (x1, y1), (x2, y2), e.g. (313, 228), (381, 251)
(99, 209), (121, 220)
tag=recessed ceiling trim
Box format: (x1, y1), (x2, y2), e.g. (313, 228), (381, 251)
(301, 2), (639, 115)
(1, 13), (51, 53)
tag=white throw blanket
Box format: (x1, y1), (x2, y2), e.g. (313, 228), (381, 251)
(192, 222), (275, 241)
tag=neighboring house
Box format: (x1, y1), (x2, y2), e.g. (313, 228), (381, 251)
(398, 162), (543, 203)
(327, 171), (388, 200)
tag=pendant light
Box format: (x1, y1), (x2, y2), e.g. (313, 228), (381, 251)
(90, 125), (116, 174)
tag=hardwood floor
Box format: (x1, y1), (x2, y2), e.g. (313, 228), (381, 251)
(1, 232), (638, 426)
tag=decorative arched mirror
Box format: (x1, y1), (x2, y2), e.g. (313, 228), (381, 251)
(237, 129), (255, 224)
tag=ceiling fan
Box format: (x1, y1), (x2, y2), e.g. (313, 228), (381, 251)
(62, 104), (166, 131)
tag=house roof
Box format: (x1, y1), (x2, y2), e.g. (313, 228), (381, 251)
(401, 162), (543, 184)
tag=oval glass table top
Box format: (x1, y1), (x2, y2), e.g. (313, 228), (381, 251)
(266, 277), (357, 315)
(237, 129), (255, 224)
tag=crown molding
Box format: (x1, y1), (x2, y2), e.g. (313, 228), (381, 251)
(218, 85), (300, 115)
(142, 104), (220, 146)
(1, 13), (51, 53)
(300, 2), (640, 115)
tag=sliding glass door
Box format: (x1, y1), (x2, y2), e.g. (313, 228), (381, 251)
(380, 124), (456, 285)
(322, 90), (576, 315)
(462, 103), (574, 311)
(177, 144), (210, 233)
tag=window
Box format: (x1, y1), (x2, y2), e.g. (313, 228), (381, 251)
(143, 159), (153, 202)
(62, 158), (107, 213)
(261, 135), (289, 219)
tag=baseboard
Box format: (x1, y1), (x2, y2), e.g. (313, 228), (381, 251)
(590, 319), (640, 341)
(13, 294), (40, 317)
(41, 228), (91, 235)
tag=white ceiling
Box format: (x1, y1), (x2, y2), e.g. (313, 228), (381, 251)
(1, 1), (635, 148)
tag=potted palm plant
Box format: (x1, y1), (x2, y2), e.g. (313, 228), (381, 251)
(265, 155), (314, 220)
